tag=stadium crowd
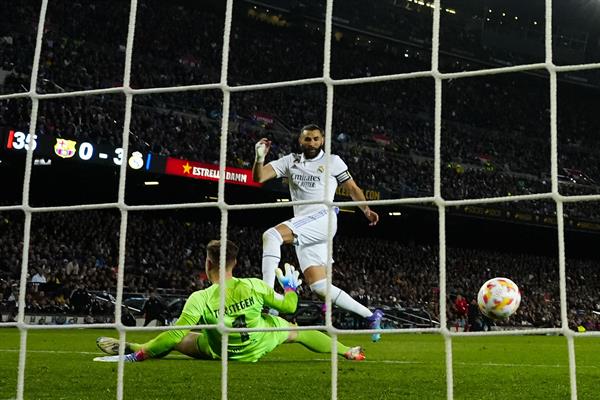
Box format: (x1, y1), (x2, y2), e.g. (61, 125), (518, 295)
(1, 211), (599, 330)
(1, 1), (600, 329)
(2, 1), (600, 218)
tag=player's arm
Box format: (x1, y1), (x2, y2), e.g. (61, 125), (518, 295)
(262, 263), (302, 314)
(339, 178), (379, 226)
(264, 288), (298, 314)
(252, 138), (277, 183)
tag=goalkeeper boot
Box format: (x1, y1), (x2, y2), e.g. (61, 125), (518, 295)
(367, 309), (384, 342)
(343, 346), (365, 361)
(96, 337), (134, 355)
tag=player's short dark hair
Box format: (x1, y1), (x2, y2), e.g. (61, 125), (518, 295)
(206, 240), (239, 267)
(300, 124), (324, 136)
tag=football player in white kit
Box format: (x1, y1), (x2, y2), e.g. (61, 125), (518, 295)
(252, 124), (384, 342)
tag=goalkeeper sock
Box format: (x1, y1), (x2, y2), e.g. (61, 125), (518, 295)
(296, 330), (349, 356)
(262, 228), (283, 288)
(310, 279), (373, 319)
(125, 341), (169, 358)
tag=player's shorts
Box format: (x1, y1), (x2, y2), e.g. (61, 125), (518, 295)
(282, 207), (338, 272)
(232, 314), (291, 362)
(196, 314), (291, 362)
(194, 332), (220, 360)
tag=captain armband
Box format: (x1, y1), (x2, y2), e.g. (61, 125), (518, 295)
(335, 170), (352, 184)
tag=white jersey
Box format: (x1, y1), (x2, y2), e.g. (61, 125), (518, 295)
(269, 150), (352, 216)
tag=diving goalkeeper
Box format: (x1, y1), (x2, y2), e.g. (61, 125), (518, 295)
(95, 239), (364, 362)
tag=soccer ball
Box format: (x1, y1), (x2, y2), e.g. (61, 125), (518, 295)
(477, 277), (521, 319)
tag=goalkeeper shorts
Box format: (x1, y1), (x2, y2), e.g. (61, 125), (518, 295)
(196, 315), (291, 362)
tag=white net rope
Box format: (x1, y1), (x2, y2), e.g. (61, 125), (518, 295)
(1, 0), (600, 399)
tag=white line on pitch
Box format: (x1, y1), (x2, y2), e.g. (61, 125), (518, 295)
(0, 349), (597, 369)
(454, 361), (594, 369)
(290, 358), (599, 369)
(0, 349), (99, 355)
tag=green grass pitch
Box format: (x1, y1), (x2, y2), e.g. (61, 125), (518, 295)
(0, 328), (599, 399)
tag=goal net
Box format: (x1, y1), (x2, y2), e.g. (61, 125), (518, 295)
(1, 0), (599, 399)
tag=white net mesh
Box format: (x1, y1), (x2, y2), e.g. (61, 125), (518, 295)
(1, 0), (600, 399)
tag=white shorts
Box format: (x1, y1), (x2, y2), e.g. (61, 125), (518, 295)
(282, 208), (338, 272)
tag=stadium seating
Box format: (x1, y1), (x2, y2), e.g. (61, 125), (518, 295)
(1, 0), (600, 330)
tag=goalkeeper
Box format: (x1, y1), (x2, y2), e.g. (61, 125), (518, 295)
(95, 239), (364, 362)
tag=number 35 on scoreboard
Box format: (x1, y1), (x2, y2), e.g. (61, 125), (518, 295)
(5, 130), (128, 167)
(6, 130), (38, 151)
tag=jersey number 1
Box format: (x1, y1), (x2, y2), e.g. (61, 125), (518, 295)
(232, 315), (250, 342)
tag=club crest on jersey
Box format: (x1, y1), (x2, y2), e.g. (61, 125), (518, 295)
(54, 139), (77, 159)
(317, 165), (325, 173)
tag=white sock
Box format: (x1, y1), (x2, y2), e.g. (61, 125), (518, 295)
(262, 228), (283, 288)
(310, 279), (373, 318)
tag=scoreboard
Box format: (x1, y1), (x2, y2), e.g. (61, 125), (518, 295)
(5, 129), (139, 168)
(2, 129), (260, 187)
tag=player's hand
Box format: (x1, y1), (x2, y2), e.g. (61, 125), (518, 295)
(276, 263), (302, 292)
(364, 208), (379, 226)
(255, 138), (271, 163)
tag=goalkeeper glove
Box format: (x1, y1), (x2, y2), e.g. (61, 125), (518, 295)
(255, 140), (268, 163)
(276, 263), (302, 293)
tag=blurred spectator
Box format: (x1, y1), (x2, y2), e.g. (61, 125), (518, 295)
(467, 298), (484, 332)
(453, 294), (468, 331)
(70, 283), (92, 315)
(142, 289), (167, 326)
